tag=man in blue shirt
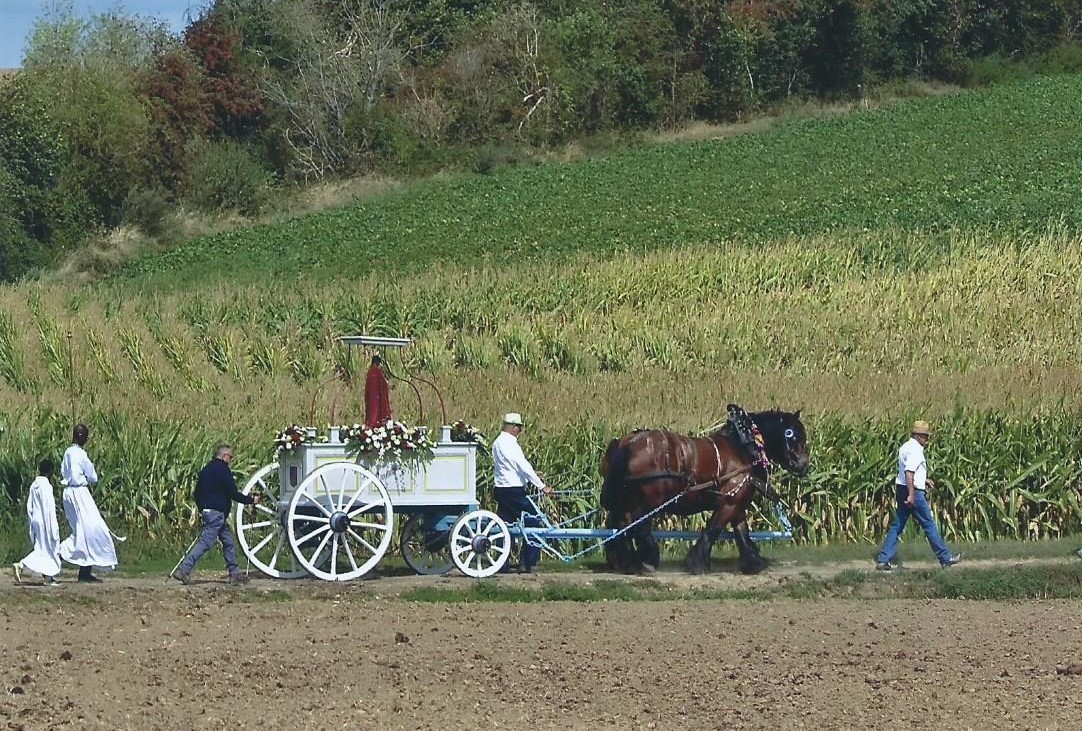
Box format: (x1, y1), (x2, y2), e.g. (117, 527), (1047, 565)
(171, 444), (259, 585)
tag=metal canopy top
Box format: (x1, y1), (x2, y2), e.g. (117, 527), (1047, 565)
(338, 335), (413, 348)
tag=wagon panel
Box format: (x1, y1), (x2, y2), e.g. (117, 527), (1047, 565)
(276, 426), (478, 512)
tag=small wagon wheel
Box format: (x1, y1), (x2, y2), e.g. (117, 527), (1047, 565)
(236, 462), (306, 579)
(286, 462), (394, 581)
(399, 514), (453, 575)
(450, 510), (512, 578)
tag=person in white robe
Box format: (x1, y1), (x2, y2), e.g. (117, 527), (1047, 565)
(12, 459), (62, 586)
(59, 424), (117, 582)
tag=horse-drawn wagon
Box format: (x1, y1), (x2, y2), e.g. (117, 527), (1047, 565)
(234, 336), (809, 582)
(235, 336), (484, 581)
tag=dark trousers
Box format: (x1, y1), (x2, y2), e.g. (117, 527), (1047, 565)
(178, 509), (241, 576)
(493, 486), (541, 569)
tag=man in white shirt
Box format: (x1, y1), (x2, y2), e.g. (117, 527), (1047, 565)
(491, 412), (551, 573)
(59, 424), (118, 582)
(875, 420), (962, 570)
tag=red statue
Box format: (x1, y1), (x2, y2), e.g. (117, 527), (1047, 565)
(364, 355), (392, 427)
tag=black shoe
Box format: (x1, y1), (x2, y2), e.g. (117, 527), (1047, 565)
(520, 565), (534, 574)
(171, 569), (192, 585)
(941, 553), (963, 567)
(77, 574), (102, 583)
(228, 573), (250, 585)
(875, 561), (895, 572)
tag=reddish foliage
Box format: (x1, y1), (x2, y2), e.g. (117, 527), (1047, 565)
(184, 12), (264, 138)
(143, 49), (212, 136)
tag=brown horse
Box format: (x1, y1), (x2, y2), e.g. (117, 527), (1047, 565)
(600, 408), (810, 574)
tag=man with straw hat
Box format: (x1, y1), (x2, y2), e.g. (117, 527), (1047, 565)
(875, 419), (962, 571)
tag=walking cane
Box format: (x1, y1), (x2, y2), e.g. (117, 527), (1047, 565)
(168, 534), (200, 583)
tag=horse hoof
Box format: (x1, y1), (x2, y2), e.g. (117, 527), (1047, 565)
(739, 558), (768, 575)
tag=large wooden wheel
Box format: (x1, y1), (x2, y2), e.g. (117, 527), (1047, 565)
(285, 462), (394, 581)
(236, 462), (305, 579)
(399, 514), (453, 575)
(450, 510), (512, 578)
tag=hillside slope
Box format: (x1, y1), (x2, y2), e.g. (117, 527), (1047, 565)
(117, 75), (1082, 290)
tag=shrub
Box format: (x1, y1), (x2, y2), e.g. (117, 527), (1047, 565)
(120, 187), (177, 239)
(184, 140), (275, 215)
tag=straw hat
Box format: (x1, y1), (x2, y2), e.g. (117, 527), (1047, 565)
(503, 412), (524, 426)
(911, 420), (931, 436)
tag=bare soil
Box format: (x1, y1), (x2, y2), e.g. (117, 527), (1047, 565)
(3, 560), (1082, 731)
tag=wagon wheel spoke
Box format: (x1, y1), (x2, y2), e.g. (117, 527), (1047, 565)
(250, 531), (277, 555)
(319, 474), (336, 512)
(353, 519), (392, 532)
(253, 503), (277, 517)
(244, 519), (276, 531)
(342, 536), (360, 573)
(341, 474), (379, 514)
(347, 498), (386, 519)
(346, 527), (382, 555)
(296, 523), (331, 546)
(310, 532), (333, 565)
(337, 469), (351, 511)
(267, 534), (295, 574)
(329, 535), (340, 579)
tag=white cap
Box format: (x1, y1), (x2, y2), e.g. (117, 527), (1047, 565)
(503, 412), (524, 426)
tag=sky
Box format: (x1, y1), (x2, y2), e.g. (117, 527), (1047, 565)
(0, 1), (206, 68)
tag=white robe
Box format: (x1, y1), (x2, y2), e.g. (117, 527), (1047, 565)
(20, 476), (62, 577)
(59, 444), (117, 570)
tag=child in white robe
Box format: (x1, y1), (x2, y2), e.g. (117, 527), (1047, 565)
(13, 460), (62, 586)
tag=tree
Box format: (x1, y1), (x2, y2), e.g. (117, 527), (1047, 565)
(21, 7), (163, 225)
(241, 0), (410, 180)
(184, 11), (264, 139)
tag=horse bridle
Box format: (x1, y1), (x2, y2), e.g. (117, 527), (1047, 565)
(779, 426), (802, 470)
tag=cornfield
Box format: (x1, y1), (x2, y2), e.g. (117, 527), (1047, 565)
(2, 228), (1082, 543)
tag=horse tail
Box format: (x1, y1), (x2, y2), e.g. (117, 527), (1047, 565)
(600, 438), (630, 512)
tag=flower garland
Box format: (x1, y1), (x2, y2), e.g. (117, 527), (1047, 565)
(341, 420), (435, 466)
(450, 420), (488, 449)
(273, 424), (313, 456)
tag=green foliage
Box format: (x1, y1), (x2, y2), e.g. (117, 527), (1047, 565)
(0, 76), (89, 279)
(183, 140), (275, 215)
(122, 74), (1082, 286)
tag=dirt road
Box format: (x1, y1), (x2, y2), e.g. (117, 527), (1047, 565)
(2, 563), (1082, 730)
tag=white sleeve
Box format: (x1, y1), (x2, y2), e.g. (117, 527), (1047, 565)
(82, 452), (99, 485)
(509, 439), (544, 488)
(901, 446), (922, 474)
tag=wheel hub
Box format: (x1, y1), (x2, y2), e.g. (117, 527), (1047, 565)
(329, 511), (351, 533)
(471, 534), (491, 553)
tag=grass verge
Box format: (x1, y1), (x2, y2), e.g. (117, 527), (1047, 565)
(400, 564), (1082, 603)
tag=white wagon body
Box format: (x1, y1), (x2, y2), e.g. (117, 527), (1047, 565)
(277, 426), (478, 511)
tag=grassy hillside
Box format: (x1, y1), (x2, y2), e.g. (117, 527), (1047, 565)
(120, 75), (1082, 289)
(5, 74), (1082, 546)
